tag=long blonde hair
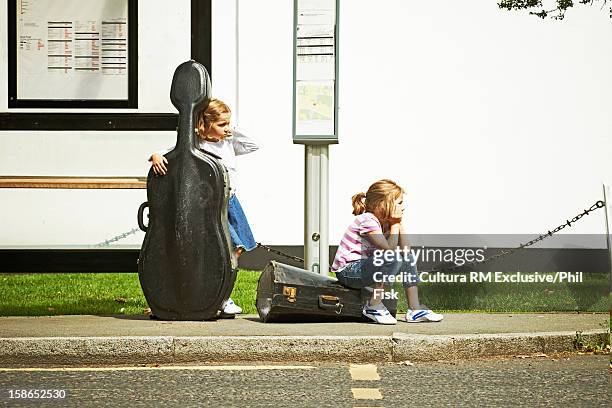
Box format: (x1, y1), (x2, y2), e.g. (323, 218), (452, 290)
(351, 179), (404, 220)
(197, 98), (231, 139)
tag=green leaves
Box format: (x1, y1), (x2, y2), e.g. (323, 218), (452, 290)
(498, 0), (544, 10)
(498, 0), (611, 20)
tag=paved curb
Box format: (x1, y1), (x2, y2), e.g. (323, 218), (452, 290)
(392, 331), (609, 362)
(0, 331), (607, 366)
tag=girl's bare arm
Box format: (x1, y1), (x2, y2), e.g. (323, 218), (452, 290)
(366, 223), (401, 251)
(398, 223), (410, 251)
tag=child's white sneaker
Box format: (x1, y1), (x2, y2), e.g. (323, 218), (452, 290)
(223, 298), (242, 315)
(362, 302), (397, 325)
(405, 309), (443, 323)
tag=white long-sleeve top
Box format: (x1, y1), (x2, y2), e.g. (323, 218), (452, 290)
(156, 128), (259, 194)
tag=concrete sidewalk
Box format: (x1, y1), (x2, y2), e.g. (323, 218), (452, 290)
(0, 313), (608, 365)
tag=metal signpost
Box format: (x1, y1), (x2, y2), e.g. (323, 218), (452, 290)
(603, 184), (612, 296)
(293, 0), (339, 275)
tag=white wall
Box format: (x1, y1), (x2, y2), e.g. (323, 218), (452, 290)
(1, 0), (610, 248)
(330, 1), (611, 239)
(0, 0), (190, 246)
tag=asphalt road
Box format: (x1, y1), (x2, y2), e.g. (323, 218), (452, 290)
(0, 355), (608, 407)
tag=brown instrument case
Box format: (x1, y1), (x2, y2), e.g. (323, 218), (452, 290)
(256, 261), (397, 323)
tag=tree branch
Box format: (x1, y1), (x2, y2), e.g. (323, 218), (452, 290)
(498, 0), (611, 19)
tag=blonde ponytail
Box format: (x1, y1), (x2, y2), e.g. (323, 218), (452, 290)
(351, 192), (367, 215)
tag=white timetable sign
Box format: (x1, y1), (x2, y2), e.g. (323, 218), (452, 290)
(15, 0), (129, 101)
(293, 0), (339, 144)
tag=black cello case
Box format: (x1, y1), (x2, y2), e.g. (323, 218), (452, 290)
(137, 61), (236, 320)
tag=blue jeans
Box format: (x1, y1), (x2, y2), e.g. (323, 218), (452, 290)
(227, 194), (257, 251)
(335, 253), (420, 289)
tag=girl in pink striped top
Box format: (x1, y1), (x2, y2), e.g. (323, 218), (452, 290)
(332, 179), (443, 325)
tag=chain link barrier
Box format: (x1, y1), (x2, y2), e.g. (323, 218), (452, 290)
(95, 227), (141, 247)
(96, 200), (605, 268)
(255, 242), (305, 264)
(427, 200), (606, 273)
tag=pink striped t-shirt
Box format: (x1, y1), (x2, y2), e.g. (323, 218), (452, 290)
(331, 212), (384, 272)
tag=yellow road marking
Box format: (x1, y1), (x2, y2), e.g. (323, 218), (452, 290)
(0, 365), (315, 372)
(351, 388), (383, 400)
(349, 364), (380, 381)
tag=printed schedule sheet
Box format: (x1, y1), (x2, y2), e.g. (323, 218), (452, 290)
(17, 0), (129, 100)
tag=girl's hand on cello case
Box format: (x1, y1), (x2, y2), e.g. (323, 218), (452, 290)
(150, 153), (168, 175)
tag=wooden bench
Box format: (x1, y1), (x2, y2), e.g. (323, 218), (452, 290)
(0, 176), (146, 189)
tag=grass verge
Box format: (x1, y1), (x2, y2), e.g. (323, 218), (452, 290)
(0, 271), (608, 316)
